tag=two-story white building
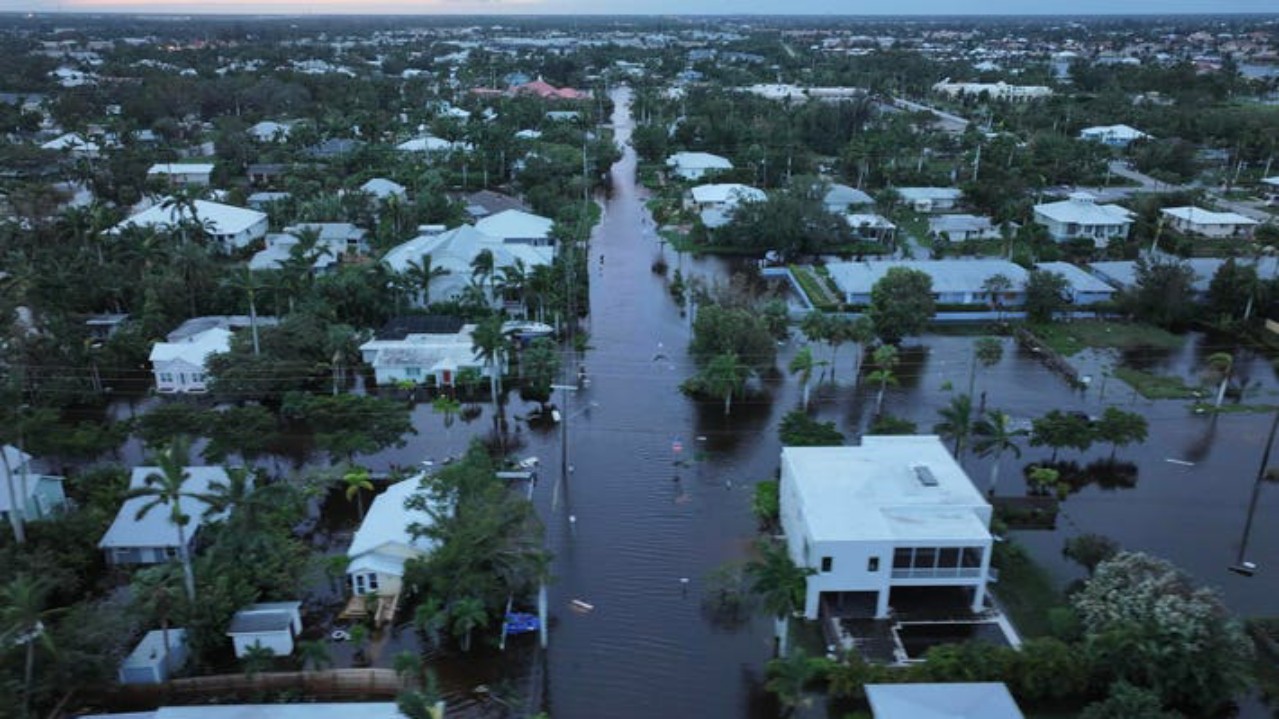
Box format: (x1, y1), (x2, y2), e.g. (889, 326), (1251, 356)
(779, 436), (994, 620)
(1033, 192), (1134, 246)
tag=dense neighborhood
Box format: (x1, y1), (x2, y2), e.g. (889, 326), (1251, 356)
(1, 10), (1278, 719)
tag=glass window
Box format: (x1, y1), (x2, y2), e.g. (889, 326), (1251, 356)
(368, 574), (379, 590)
(914, 548), (937, 569)
(893, 548), (912, 569)
(962, 547), (983, 568)
(820, 556), (832, 573)
(867, 557), (879, 572)
(938, 548), (960, 569)
(406, 367), (421, 377)
(159, 373), (173, 383)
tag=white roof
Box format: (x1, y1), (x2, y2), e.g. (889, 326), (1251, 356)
(79, 705), (405, 719)
(121, 628), (188, 670)
(929, 214), (994, 234)
(1090, 256), (1279, 293)
(866, 682), (1024, 719)
(41, 132), (97, 152)
(1262, 176), (1279, 188)
(360, 178), (406, 198)
(0, 445), (39, 512)
(249, 121), (291, 140)
(1034, 262), (1116, 293)
(515, 129), (542, 139)
(383, 225), (552, 300)
(896, 187), (963, 202)
(99, 466), (228, 549)
(1034, 193), (1134, 226)
(782, 436), (990, 543)
(844, 213), (896, 230)
(116, 199), (267, 237)
(361, 324), (484, 376)
(1161, 206), (1258, 227)
(396, 136), (472, 153)
(346, 478), (437, 567)
(824, 183), (874, 207)
(690, 183), (766, 206)
(1079, 123), (1149, 141)
(666, 151), (733, 171)
(148, 327), (232, 367)
(826, 259), (1029, 296)
(147, 163), (214, 177)
(474, 209), (554, 242)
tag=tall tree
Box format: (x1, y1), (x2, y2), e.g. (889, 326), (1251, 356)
(788, 345), (818, 410)
(1094, 407), (1149, 459)
(471, 316), (508, 417)
(934, 393), (975, 458)
(868, 267), (934, 345)
(449, 596), (488, 652)
(126, 437), (200, 602)
(866, 344), (900, 417)
(972, 410), (1027, 495)
(746, 538), (815, 657)
(1205, 352), (1234, 409)
(1030, 410), (1094, 462)
(1024, 270), (1071, 324)
(701, 351), (751, 416)
(405, 253), (450, 307)
(1, 574), (60, 717)
(342, 466), (374, 519)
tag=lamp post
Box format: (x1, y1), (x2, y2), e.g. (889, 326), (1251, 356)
(1229, 408), (1279, 577)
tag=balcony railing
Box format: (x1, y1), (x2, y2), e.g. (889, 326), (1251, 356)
(890, 567), (982, 580)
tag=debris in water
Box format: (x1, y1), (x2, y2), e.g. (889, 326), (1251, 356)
(570, 599), (594, 613)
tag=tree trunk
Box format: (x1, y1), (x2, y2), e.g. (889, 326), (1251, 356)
(1, 451), (25, 543)
(1215, 377), (1229, 409)
(774, 615), (790, 657)
(724, 391), (732, 416)
(24, 640), (35, 716)
(801, 381), (810, 410)
(987, 451), (1002, 496)
(875, 383), (886, 417)
(176, 522), (196, 602)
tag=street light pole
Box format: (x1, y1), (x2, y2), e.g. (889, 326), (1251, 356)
(1229, 408), (1279, 576)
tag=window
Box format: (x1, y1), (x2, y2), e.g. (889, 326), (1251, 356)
(893, 548), (912, 569)
(191, 373), (204, 383)
(406, 367), (421, 377)
(867, 557), (879, 572)
(164, 546), (178, 559)
(938, 548), (960, 569)
(914, 547), (937, 569)
(820, 556), (832, 573)
(368, 574), (379, 591)
(962, 547), (984, 568)
(159, 373), (174, 383)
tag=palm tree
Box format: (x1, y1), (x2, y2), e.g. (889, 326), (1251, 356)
(393, 649), (425, 685)
(414, 596), (447, 650)
(222, 267), (263, 355)
(495, 259), (529, 314)
(470, 248), (495, 303)
(198, 466), (260, 523)
(241, 642), (276, 678)
(1, 574), (60, 716)
(449, 597), (488, 652)
(866, 344), (900, 418)
(788, 345), (818, 410)
(765, 649), (821, 717)
(972, 410), (1027, 496)
(704, 352), (751, 416)
(297, 639), (333, 671)
(799, 311), (831, 381)
(745, 538), (815, 657)
(405, 253), (450, 307)
(1206, 351), (1234, 409)
(847, 316), (874, 386)
(934, 393), (974, 459)
(128, 438), (200, 602)
(470, 315), (508, 417)
(342, 466), (374, 519)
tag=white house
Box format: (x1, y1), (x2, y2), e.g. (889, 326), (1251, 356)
(146, 163), (214, 188)
(383, 224), (554, 307)
(686, 183), (766, 228)
(79, 704), (404, 719)
(895, 187), (963, 213)
(474, 209), (555, 246)
(99, 466), (229, 565)
(0, 445), (66, 526)
(932, 80), (1051, 101)
(1035, 262), (1117, 306)
(346, 478), (437, 597)
(40, 132), (99, 158)
(844, 213), (897, 243)
(1262, 176), (1279, 205)
(665, 151), (733, 181)
(249, 223), (368, 273)
(1078, 124), (1151, 147)
(248, 121), (292, 142)
(779, 436), (994, 620)
(396, 136), (472, 154)
(929, 214), (1001, 241)
(823, 183), (875, 214)
(148, 327), (231, 394)
(360, 178), (407, 201)
(866, 683), (1025, 719)
(1160, 206), (1259, 239)
(358, 323), (490, 388)
(118, 628), (189, 685)
(1033, 192), (1134, 246)
(226, 602), (302, 658)
(114, 198), (268, 252)
(825, 259), (1029, 307)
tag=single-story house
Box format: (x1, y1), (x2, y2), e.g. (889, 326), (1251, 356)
(823, 183), (875, 214)
(932, 80), (1051, 101)
(1078, 124), (1150, 147)
(1089, 256), (1279, 298)
(358, 323), (491, 388)
(395, 136), (472, 154)
(99, 466), (229, 565)
(360, 177), (407, 201)
(1034, 261), (1117, 306)
(1033, 192), (1134, 246)
(825, 259), (1029, 307)
(347, 478), (438, 597)
(844, 213), (897, 243)
(118, 628), (189, 685)
(780, 436), (994, 620)
(1262, 176), (1279, 205)
(383, 224), (554, 307)
(896, 187), (963, 213)
(146, 163), (214, 188)
(929, 214), (1001, 241)
(866, 682), (1024, 719)
(40, 132), (99, 158)
(1160, 206), (1259, 239)
(227, 602), (302, 658)
(164, 315), (278, 343)
(148, 327), (231, 394)
(249, 223), (368, 273)
(114, 198), (268, 252)
(463, 189), (530, 219)
(686, 183), (766, 213)
(474, 209), (554, 246)
(665, 151), (733, 181)
(246, 191), (290, 210)
(248, 121), (292, 143)
(0, 445), (67, 525)
(86, 313), (130, 343)
(246, 163), (288, 186)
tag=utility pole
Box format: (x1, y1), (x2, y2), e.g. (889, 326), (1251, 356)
(1230, 409), (1279, 576)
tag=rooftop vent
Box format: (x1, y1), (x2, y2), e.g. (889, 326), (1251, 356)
(913, 465), (939, 487)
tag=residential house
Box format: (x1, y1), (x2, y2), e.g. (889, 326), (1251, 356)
(165, 315), (278, 343)
(118, 628), (189, 685)
(246, 163), (288, 187)
(305, 138), (363, 159)
(146, 163), (214, 188)
(148, 327), (231, 394)
(823, 183), (875, 214)
(932, 80), (1051, 101)
(685, 183), (767, 228)
(358, 323), (490, 388)
(545, 111), (580, 123)
(929, 214), (1001, 241)
(114, 198), (269, 252)
(346, 478), (438, 597)
(1078, 124), (1151, 147)
(896, 187), (963, 213)
(1033, 192), (1134, 246)
(40, 132), (99, 158)
(463, 189), (530, 219)
(360, 177), (407, 201)
(509, 76), (590, 100)
(779, 436), (994, 620)
(665, 151), (734, 181)
(844, 213), (898, 243)
(395, 136), (472, 154)
(1089, 256), (1279, 299)
(825, 259), (1029, 307)
(227, 602), (302, 658)
(85, 313), (129, 344)
(1035, 262), (1117, 306)
(383, 224), (554, 307)
(249, 223), (367, 273)
(1262, 176), (1279, 205)
(866, 683), (1025, 719)
(1160, 206), (1259, 239)
(99, 466), (229, 565)
(246, 191), (290, 210)
(474, 209), (555, 246)
(248, 121), (292, 143)
(0, 445), (67, 526)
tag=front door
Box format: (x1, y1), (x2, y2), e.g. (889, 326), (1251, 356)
(442, 370), (452, 386)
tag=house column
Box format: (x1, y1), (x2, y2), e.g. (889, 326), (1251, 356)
(971, 544), (993, 613)
(875, 588), (890, 619)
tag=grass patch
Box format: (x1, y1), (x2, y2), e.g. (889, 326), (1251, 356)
(1028, 321), (1184, 357)
(990, 541), (1066, 639)
(1189, 402), (1279, 415)
(790, 265), (839, 310)
(1113, 366), (1203, 400)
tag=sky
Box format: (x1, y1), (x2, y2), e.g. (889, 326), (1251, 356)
(2, 0), (1277, 14)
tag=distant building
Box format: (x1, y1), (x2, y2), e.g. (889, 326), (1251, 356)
(1033, 192), (1134, 246)
(360, 177), (407, 200)
(40, 132), (99, 158)
(248, 120), (292, 142)
(147, 163), (214, 188)
(1078, 124), (1151, 147)
(844, 213), (897, 243)
(118, 629), (189, 685)
(0, 445), (66, 526)
(383, 224), (554, 307)
(474, 209), (554, 246)
(666, 151), (733, 181)
(825, 259), (1028, 307)
(895, 187), (963, 213)
(114, 198), (268, 252)
(462, 189), (530, 219)
(932, 80), (1051, 101)
(1160, 206), (1258, 239)
(823, 183), (875, 213)
(1034, 261), (1117, 306)
(250, 223), (368, 273)
(227, 602), (302, 658)
(685, 183), (767, 228)
(929, 214), (1001, 241)
(148, 327), (231, 394)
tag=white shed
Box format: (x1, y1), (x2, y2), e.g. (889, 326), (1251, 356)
(226, 602), (302, 658)
(118, 628), (189, 685)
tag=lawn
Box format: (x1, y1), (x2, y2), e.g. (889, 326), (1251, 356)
(990, 541), (1066, 639)
(1114, 366), (1202, 400)
(1028, 321), (1184, 357)
(790, 265), (839, 310)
